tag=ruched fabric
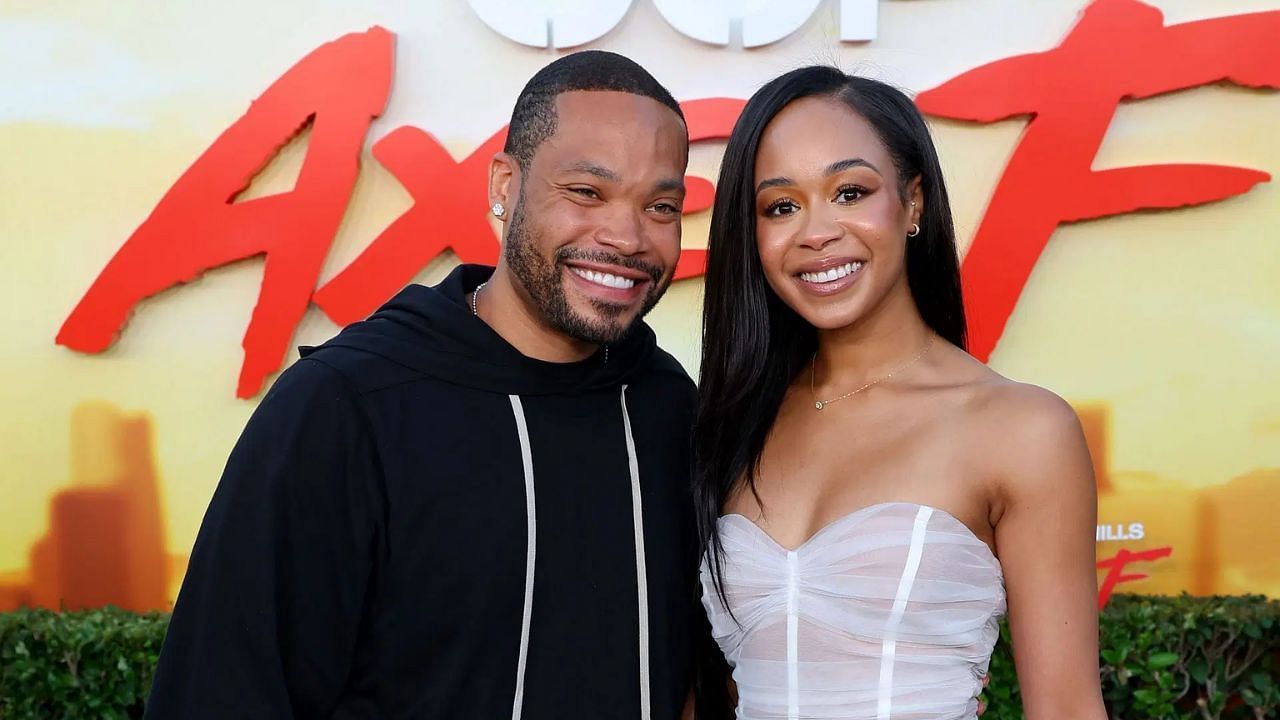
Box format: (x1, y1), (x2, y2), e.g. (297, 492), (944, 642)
(701, 503), (1006, 720)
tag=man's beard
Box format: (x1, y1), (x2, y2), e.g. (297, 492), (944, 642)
(504, 196), (668, 346)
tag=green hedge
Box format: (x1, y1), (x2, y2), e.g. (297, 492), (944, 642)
(1, 595), (1277, 719)
(0, 607), (167, 719)
(983, 594), (1280, 720)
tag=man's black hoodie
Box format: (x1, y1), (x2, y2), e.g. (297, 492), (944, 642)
(147, 265), (699, 719)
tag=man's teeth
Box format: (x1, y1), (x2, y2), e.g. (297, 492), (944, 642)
(570, 267), (637, 289)
(800, 262), (863, 284)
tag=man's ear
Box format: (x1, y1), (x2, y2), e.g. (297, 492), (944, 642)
(489, 152), (518, 232)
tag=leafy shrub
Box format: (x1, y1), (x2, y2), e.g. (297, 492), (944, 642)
(1, 595), (1276, 718)
(0, 607), (168, 720)
(981, 594), (1280, 720)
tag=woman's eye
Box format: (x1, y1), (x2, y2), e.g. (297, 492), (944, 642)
(836, 186), (865, 203)
(764, 200), (798, 217)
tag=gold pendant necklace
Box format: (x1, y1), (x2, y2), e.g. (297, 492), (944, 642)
(811, 336), (935, 411)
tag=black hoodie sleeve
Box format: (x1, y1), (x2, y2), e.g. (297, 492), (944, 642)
(146, 358), (383, 719)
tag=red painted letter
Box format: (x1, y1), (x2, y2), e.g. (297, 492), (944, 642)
(1095, 545), (1173, 609)
(917, 0), (1280, 360)
(313, 125), (507, 326)
(57, 28), (395, 397)
(673, 98), (746, 280)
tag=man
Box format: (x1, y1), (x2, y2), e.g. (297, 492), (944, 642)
(147, 51), (697, 719)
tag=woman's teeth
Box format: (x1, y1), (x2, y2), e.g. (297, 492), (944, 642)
(799, 262), (863, 284)
(571, 267), (637, 289)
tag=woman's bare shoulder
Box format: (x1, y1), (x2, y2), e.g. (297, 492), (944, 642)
(943, 357), (1090, 493)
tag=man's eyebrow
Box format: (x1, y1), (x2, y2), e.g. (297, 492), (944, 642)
(565, 161), (621, 182)
(654, 177), (686, 194)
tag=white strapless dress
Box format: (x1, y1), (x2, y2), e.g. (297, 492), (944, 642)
(700, 502), (1006, 720)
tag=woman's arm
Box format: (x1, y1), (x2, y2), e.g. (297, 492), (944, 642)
(988, 384), (1108, 720)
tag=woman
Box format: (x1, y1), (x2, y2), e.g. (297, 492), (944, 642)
(693, 66), (1107, 719)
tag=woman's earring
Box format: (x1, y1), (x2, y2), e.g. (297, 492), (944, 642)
(907, 223), (921, 238)
(492, 202), (505, 219)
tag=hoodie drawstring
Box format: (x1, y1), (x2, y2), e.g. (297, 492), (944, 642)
(620, 385), (652, 719)
(507, 395), (537, 720)
(506, 389), (651, 720)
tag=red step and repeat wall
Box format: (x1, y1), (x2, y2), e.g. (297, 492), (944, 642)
(2, 0), (1278, 612)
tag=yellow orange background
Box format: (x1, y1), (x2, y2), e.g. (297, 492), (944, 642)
(1, 0), (1278, 610)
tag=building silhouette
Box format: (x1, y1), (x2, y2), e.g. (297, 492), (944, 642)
(1199, 468), (1280, 596)
(0, 401), (169, 612)
(1, 398), (1276, 613)
(1081, 402), (1280, 597)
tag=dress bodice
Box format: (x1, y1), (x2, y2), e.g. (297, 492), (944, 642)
(700, 502), (1006, 720)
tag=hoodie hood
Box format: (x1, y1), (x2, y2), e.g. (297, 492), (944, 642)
(305, 264), (660, 396)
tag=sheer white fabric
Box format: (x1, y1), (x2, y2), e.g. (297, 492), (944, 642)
(700, 502), (1006, 720)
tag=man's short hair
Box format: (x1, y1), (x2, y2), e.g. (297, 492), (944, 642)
(504, 51), (685, 170)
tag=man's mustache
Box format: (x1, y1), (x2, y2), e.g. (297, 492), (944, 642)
(555, 248), (665, 286)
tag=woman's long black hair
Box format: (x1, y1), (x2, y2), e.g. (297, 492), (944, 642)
(692, 66), (967, 715)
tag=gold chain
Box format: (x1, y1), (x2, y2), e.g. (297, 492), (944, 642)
(810, 336), (935, 411)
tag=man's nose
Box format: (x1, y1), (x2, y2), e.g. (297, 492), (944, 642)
(593, 206), (646, 255)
